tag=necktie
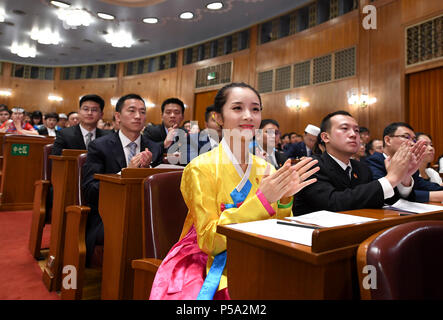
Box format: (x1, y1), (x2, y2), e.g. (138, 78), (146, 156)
(127, 141), (137, 165)
(345, 166), (352, 180)
(85, 132), (93, 148)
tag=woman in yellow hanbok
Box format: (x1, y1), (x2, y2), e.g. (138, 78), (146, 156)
(150, 83), (319, 300)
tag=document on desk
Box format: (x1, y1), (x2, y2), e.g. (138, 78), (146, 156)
(383, 199), (443, 214)
(285, 210), (377, 228)
(228, 219), (314, 246)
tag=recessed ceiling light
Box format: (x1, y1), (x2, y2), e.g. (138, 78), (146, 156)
(97, 12), (114, 20)
(143, 17), (158, 24)
(206, 2), (223, 10)
(179, 12), (194, 20)
(50, 1), (70, 9)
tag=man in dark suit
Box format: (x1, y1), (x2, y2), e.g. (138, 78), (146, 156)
(364, 122), (443, 203)
(52, 94), (109, 155)
(285, 124), (320, 159)
(82, 93), (162, 265)
(293, 111), (421, 215)
(37, 112), (59, 137)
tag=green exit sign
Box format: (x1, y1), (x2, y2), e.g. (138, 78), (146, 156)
(11, 144), (30, 156)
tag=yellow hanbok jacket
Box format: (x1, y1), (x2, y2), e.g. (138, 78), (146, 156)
(179, 139), (292, 290)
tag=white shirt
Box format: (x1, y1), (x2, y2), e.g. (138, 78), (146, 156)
(422, 168), (443, 185)
(47, 128), (56, 137)
(79, 124), (96, 146)
(327, 152), (397, 200)
(119, 130), (141, 166)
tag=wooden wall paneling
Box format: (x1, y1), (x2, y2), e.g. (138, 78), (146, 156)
(401, 0), (443, 25)
(193, 90), (218, 128)
(407, 67), (443, 162)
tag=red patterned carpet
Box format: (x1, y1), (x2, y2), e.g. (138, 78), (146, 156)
(0, 210), (59, 300)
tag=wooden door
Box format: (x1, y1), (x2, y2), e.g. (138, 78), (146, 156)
(407, 66), (443, 163)
(193, 90), (218, 130)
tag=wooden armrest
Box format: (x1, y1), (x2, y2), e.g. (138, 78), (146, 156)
(131, 258), (162, 300)
(132, 258), (162, 272)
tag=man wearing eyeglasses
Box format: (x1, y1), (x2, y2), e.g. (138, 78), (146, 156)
(365, 122), (443, 203)
(52, 94), (110, 155)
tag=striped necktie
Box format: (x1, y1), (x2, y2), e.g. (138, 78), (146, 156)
(85, 132), (93, 148)
(127, 141), (137, 165)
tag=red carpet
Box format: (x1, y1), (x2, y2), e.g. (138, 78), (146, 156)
(0, 210), (59, 300)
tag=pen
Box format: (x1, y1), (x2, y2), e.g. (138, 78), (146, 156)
(276, 220), (320, 229)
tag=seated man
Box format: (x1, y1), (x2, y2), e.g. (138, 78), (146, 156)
(38, 112), (59, 136)
(293, 111), (422, 215)
(285, 124), (320, 159)
(82, 93), (162, 265)
(364, 122), (443, 203)
(366, 139), (383, 156)
(52, 95), (109, 155)
(0, 104), (10, 126)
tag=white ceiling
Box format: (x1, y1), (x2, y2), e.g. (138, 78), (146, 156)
(0, 0), (311, 66)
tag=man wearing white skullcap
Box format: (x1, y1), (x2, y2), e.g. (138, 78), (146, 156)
(284, 124), (320, 159)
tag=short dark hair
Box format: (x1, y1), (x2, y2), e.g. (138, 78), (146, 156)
(67, 111), (78, 119)
(115, 93), (145, 112)
(260, 119), (279, 129)
(0, 104), (8, 112)
(161, 98), (185, 114)
(45, 112), (59, 121)
(214, 82), (262, 114)
(320, 110), (353, 134)
(281, 133), (290, 140)
(359, 126), (369, 134)
(382, 122), (414, 140)
(31, 110), (43, 119)
(204, 105), (216, 122)
(79, 94), (105, 111)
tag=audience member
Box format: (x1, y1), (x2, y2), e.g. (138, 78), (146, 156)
(52, 94), (109, 155)
(57, 113), (68, 129)
(416, 133), (442, 185)
(31, 111), (44, 129)
(0, 107), (38, 135)
(364, 122), (443, 203)
(66, 111), (80, 127)
(150, 82), (318, 300)
(38, 112), (59, 136)
(294, 111), (419, 215)
(285, 124), (320, 159)
(366, 139), (383, 155)
(254, 119), (288, 169)
(359, 126), (370, 144)
(0, 104), (10, 125)
(82, 93), (162, 265)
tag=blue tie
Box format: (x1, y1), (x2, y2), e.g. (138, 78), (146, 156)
(127, 142), (137, 165)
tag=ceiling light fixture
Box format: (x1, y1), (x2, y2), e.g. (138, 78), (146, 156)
(30, 27), (61, 45)
(97, 12), (115, 20)
(50, 1), (70, 9)
(143, 17), (158, 24)
(179, 12), (194, 20)
(10, 42), (37, 58)
(104, 29), (135, 48)
(206, 2), (223, 10)
(57, 8), (92, 29)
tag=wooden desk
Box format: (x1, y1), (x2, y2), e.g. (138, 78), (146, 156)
(218, 207), (443, 299)
(96, 167), (183, 300)
(42, 150), (86, 291)
(0, 134), (54, 211)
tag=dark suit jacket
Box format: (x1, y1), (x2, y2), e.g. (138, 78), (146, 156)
(51, 124), (109, 155)
(293, 152), (410, 215)
(143, 123), (168, 149)
(364, 152), (443, 203)
(37, 126), (57, 136)
(275, 150), (289, 169)
(284, 141), (310, 159)
(81, 131), (162, 263)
